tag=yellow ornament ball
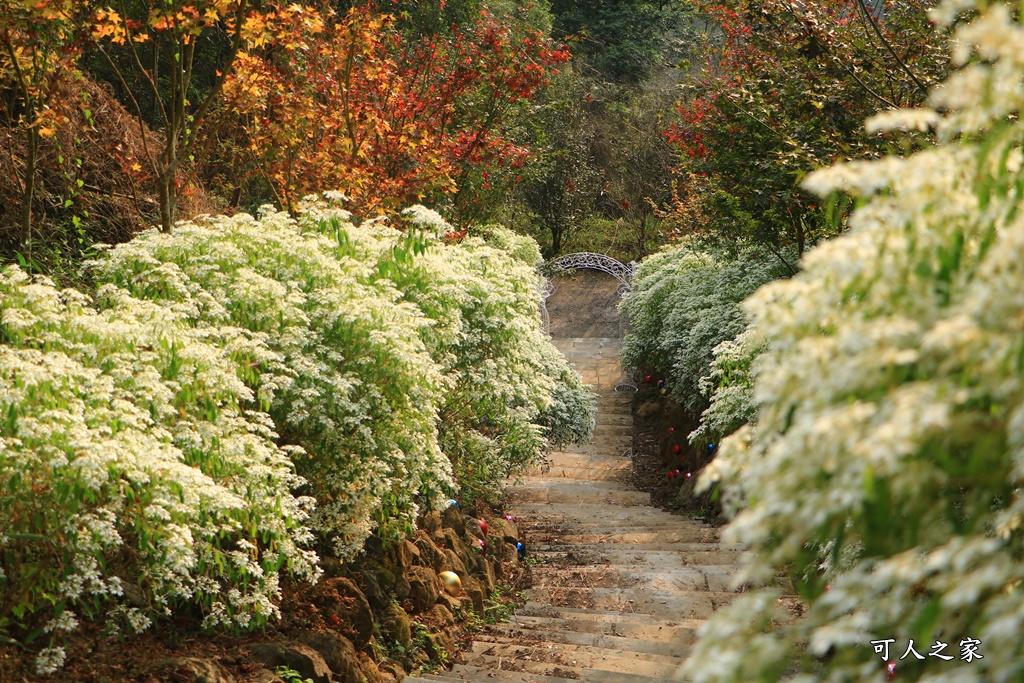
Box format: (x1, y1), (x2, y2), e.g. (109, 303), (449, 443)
(438, 571), (462, 596)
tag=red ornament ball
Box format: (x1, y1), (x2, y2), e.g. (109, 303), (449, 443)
(479, 520), (488, 537)
(673, 444), (681, 454)
(645, 375), (652, 383)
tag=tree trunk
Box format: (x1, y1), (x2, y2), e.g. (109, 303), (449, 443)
(157, 173), (176, 233)
(19, 126), (38, 253)
(550, 223), (562, 257)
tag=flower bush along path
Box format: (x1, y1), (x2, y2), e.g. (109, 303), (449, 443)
(404, 274), (752, 683)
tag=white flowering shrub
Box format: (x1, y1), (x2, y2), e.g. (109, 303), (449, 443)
(688, 329), (764, 447)
(91, 208), (451, 557)
(685, 4), (1024, 681)
(479, 226), (544, 266)
(308, 201), (595, 502)
(620, 243), (790, 412)
(0, 267), (318, 675)
(1, 193), (591, 672)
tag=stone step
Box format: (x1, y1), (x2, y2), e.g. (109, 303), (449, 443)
(594, 413), (633, 425)
(530, 565), (738, 592)
(529, 466), (629, 482)
(544, 446), (630, 456)
(493, 611), (705, 644)
(410, 671), (584, 683)
(525, 586), (739, 620)
(591, 424), (632, 437)
(521, 519), (708, 533)
(404, 333), (739, 683)
(455, 655), (680, 683)
(511, 481), (650, 506)
(543, 452), (631, 469)
(454, 661), (674, 683)
(530, 546), (746, 567)
(528, 529), (722, 546)
(466, 640), (683, 678)
(477, 625), (690, 657)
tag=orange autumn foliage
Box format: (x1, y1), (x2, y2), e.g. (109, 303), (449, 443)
(224, 4), (568, 215)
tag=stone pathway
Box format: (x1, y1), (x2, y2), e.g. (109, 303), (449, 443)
(406, 337), (746, 683)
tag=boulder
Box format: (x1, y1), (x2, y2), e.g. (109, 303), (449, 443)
(393, 570), (411, 602)
(422, 632), (456, 663)
(461, 576), (486, 615)
(441, 505), (465, 535)
(141, 657), (236, 683)
(358, 571), (389, 614)
(437, 528), (473, 571)
(636, 399), (661, 419)
(312, 577), (375, 647)
(421, 510), (442, 535)
(293, 629), (362, 682)
(253, 670), (285, 683)
(492, 518), (518, 544)
(247, 642), (332, 683)
(356, 651), (385, 683)
(464, 517), (487, 540)
(413, 536), (446, 573)
(378, 661), (406, 682)
(443, 549), (468, 576)
(381, 604), (412, 648)
(428, 604), (455, 627)
(436, 593), (469, 614)
(489, 539), (518, 566)
(405, 565), (442, 613)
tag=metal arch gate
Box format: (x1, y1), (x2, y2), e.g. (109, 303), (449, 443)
(539, 252), (638, 393)
(544, 252), (636, 299)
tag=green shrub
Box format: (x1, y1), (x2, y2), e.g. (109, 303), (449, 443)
(686, 4), (1024, 680)
(619, 242), (790, 412)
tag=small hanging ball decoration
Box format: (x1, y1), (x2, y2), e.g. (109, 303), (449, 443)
(447, 499), (459, 508)
(673, 444), (681, 454)
(516, 542), (525, 559)
(438, 571), (462, 596)
(668, 427), (674, 433)
(657, 379), (666, 388)
(707, 443), (716, 454)
(659, 388), (668, 395)
(666, 471), (674, 479)
(685, 472), (692, 479)
(504, 514), (514, 522)
(886, 661), (896, 681)
(479, 520), (488, 537)
(826, 584), (832, 592)
(645, 375), (652, 383)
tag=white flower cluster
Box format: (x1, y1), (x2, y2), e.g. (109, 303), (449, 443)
(92, 208), (450, 558)
(686, 3), (1024, 681)
(0, 265), (319, 675)
(688, 330), (765, 446)
(620, 242), (791, 413)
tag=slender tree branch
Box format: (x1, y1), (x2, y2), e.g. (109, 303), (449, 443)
(855, 0), (929, 95)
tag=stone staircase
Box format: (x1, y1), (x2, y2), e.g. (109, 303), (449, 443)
(404, 338), (745, 683)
